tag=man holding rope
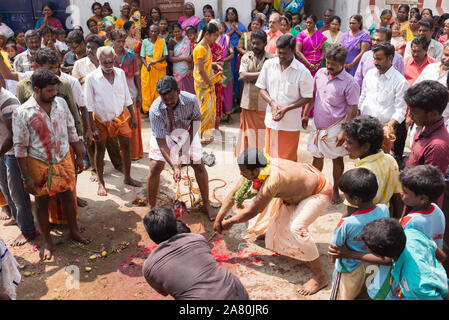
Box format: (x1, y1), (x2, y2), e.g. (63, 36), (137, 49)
(147, 76), (215, 221)
(214, 148), (332, 295)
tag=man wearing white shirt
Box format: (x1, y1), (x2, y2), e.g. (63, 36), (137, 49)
(256, 34), (313, 162)
(404, 18), (444, 61)
(359, 42), (409, 165)
(85, 46), (142, 197)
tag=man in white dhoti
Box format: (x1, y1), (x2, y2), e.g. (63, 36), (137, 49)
(214, 148), (333, 295)
(147, 76), (215, 220)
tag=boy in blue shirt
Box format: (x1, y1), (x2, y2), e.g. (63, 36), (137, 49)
(361, 218), (448, 300)
(329, 168), (390, 300)
(399, 165), (446, 249)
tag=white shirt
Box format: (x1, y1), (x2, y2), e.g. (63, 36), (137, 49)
(415, 62), (449, 121)
(359, 66), (409, 124)
(255, 57), (314, 131)
(84, 67), (133, 123)
(55, 39), (69, 53)
(404, 39), (444, 61)
(60, 72), (86, 107)
(72, 56), (97, 86)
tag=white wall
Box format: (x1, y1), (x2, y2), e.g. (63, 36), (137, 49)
(192, 0), (255, 29)
(68, 0), (123, 30)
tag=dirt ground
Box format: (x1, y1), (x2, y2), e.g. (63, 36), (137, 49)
(1, 115), (360, 300)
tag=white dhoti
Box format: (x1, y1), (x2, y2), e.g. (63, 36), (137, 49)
(149, 129), (202, 165)
(307, 120), (348, 159)
(248, 179), (333, 262)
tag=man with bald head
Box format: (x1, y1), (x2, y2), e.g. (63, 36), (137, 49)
(265, 12), (283, 55)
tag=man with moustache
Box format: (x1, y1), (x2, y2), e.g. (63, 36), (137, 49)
(359, 42), (409, 166)
(12, 69), (90, 261)
(235, 29), (274, 156)
(13, 30), (41, 73)
(303, 45), (360, 205)
(84, 46), (142, 197)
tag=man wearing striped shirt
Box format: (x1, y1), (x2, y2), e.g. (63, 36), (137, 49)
(342, 116), (403, 219)
(148, 76), (215, 221)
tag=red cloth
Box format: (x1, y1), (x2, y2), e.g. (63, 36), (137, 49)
(404, 55), (438, 86)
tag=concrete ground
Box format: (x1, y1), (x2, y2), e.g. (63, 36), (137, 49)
(1, 113), (396, 300)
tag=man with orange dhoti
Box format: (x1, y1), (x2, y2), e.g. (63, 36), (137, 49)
(255, 34), (313, 162)
(112, 29), (144, 161)
(13, 69), (90, 260)
(235, 29), (274, 157)
(140, 24), (168, 113)
(214, 148), (332, 296)
(85, 46), (142, 197)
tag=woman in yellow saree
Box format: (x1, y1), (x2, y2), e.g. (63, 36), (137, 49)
(140, 24), (168, 113)
(193, 23), (223, 144)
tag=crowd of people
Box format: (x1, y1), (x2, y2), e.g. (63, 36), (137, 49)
(0, 0), (449, 301)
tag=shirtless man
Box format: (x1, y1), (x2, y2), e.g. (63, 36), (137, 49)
(214, 148), (333, 295)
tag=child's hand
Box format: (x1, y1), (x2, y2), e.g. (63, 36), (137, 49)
(393, 286), (404, 299)
(328, 243), (352, 259)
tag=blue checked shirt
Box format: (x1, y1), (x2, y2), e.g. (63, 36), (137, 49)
(149, 91), (201, 139)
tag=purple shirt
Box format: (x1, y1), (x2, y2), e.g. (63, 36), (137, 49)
(313, 68), (360, 129)
(354, 50), (405, 91)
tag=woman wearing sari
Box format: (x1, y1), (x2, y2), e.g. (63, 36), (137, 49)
(405, 13), (421, 42)
(340, 15), (370, 76)
(296, 15), (327, 77)
(168, 23), (195, 94)
(225, 7), (247, 102)
(35, 4), (63, 32)
(209, 23), (225, 130)
(218, 21), (234, 125)
(179, 2), (202, 31)
(193, 23), (223, 144)
(237, 16), (264, 56)
(90, 2), (104, 30)
(124, 21), (141, 56)
(140, 24), (168, 113)
(322, 16), (343, 67)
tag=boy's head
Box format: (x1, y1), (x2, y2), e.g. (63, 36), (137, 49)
(339, 168), (378, 207)
(143, 207), (178, 244)
(41, 26), (53, 43)
(399, 165), (445, 207)
(55, 29), (66, 42)
(362, 218), (406, 260)
(405, 80), (449, 127)
(342, 116), (384, 159)
(185, 26), (197, 42)
(5, 40), (17, 58)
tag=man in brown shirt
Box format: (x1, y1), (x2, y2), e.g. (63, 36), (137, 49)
(214, 148), (333, 296)
(235, 30), (274, 156)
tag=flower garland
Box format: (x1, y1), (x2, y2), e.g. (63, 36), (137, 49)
(233, 155), (271, 208)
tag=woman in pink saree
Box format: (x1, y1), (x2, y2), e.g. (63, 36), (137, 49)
(296, 15), (327, 116)
(178, 2), (202, 31)
(295, 15), (327, 77)
(168, 23), (195, 94)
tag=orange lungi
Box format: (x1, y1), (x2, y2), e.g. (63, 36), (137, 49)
(0, 189), (7, 207)
(94, 108), (132, 141)
(235, 109), (266, 157)
(27, 151), (78, 224)
(130, 102), (144, 161)
(265, 128), (300, 162)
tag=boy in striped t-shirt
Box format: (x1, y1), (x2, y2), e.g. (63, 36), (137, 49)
(329, 168), (390, 300)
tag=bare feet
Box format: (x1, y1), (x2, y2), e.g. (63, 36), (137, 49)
(97, 183), (107, 196)
(71, 230), (91, 245)
(77, 197), (88, 207)
(11, 231), (39, 247)
(297, 274), (328, 296)
(201, 202), (217, 221)
(3, 219), (17, 226)
(331, 192), (344, 205)
(90, 173), (99, 182)
(124, 177), (142, 188)
(40, 242), (54, 261)
(0, 207), (10, 220)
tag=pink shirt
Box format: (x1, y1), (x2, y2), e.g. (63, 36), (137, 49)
(404, 55), (438, 86)
(265, 30), (283, 55)
(313, 68), (360, 129)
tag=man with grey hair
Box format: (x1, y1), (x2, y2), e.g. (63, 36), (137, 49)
(303, 45), (360, 204)
(265, 12), (283, 55)
(13, 30), (41, 73)
(147, 76), (216, 221)
(84, 46), (142, 196)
